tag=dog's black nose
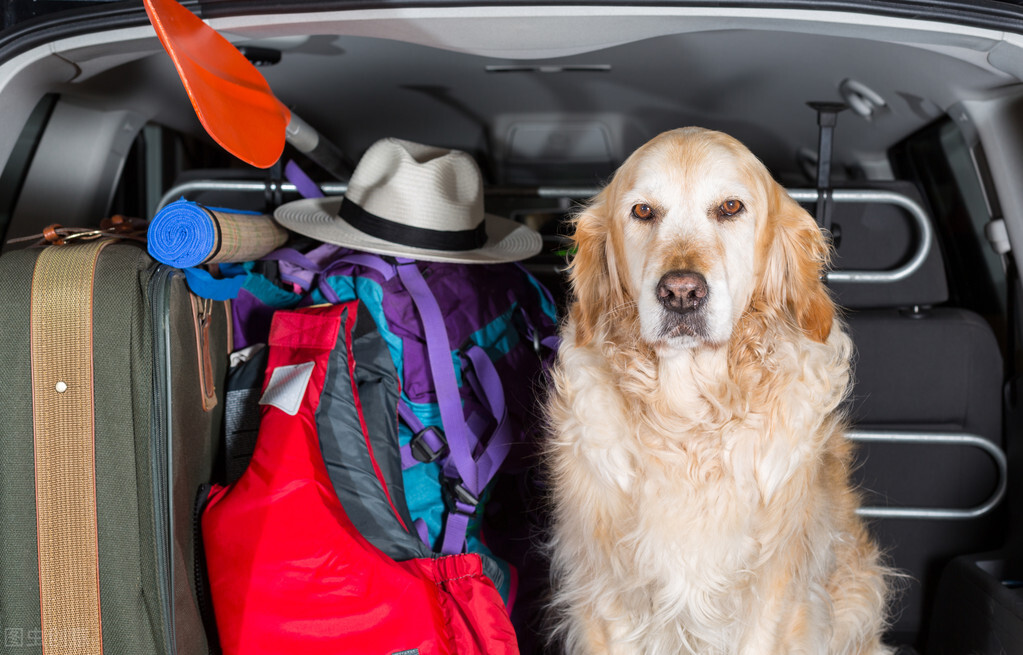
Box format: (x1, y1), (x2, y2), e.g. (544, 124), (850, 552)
(657, 270), (708, 313)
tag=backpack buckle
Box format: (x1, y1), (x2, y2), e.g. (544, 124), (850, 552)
(445, 478), (480, 517)
(409, 426), (448, 463)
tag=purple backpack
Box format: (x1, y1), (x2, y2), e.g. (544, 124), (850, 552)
(228, 242), (559, 609)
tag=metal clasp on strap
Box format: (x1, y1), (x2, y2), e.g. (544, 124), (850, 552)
(445, 478), (480, 517)
(7, 216), (148, 247)
(409, 425), (448, 463)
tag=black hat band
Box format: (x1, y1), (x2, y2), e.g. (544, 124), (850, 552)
(339, 197), (488, 252)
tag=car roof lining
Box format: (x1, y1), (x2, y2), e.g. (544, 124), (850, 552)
(2, 5), (1023, 228)
(38, 8), (1022, 167)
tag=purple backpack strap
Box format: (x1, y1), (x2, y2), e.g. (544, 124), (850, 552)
(322, 252), (397, 281)
(459, 346), (513, 480)
(397, 349), (511, 478)
(397, 261), (518, 554)
(269, 248), (400, 303)
(284, 159), (325, 199)
(438, 345), (514, 554)
(398, 400), (446, 470)
(264, 246), (331, 291)
(396, 263), (478, 493)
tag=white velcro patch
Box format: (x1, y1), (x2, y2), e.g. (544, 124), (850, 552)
(259, 361), (315, 416)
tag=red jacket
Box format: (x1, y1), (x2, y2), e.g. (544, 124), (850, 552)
(203, 301), (518, 655)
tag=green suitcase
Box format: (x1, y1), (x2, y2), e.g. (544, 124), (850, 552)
(0, 240), (229, 655)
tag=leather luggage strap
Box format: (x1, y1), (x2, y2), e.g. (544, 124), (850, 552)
(30, 240), (110, 655)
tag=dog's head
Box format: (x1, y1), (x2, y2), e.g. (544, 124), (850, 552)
(569, 127), (833, 352)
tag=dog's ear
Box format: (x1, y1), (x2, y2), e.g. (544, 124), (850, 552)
(568, 192), (629, 347)
(756, 182), (835, 343)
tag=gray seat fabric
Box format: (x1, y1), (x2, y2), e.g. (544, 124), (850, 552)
(828, 182), (1004, 646)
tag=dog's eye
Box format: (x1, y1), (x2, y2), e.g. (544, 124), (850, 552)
(717, 199), (745, 218)
(631, 203), (654, 220)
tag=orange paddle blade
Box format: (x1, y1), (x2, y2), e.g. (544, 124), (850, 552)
(144, 0), (290, 168)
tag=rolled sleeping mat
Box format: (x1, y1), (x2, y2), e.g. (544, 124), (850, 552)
(147, 198), (289, 268)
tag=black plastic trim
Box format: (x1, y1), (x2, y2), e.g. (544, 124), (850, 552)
(2, 0), (1023, 69)
(192, 482), (222, 655)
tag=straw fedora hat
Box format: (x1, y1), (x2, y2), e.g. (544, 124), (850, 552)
(274, 138), (542, 263)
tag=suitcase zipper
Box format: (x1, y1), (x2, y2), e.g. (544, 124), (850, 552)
(150, 264), (177, 655)
(191, 294), (219, 412)
(152, 265), (223, 655)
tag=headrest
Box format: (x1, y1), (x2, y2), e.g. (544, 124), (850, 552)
(818, 181), (948, 310)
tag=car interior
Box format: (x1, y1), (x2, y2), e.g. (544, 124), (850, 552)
(0, 3), (1021, 653)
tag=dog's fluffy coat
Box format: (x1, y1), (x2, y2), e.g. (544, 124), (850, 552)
(546, 128), (891, 655)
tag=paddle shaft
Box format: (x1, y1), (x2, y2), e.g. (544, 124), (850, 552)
(285, 113), (355, 181)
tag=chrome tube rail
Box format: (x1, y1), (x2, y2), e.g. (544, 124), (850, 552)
(786, 188), (934, 284)
(157, 180), (311, 212)
(849, 430), (1007, 520)
(158, 183), (932, 286)
(159, 180), (996, 521)
(156, 180), (609, 211)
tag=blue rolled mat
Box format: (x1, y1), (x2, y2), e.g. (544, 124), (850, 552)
(148, 198), (288, 267)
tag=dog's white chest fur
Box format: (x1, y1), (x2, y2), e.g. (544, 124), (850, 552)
(551, 343), (808, 649)
(547, 325), (889, 655)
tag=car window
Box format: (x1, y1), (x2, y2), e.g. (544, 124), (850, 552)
(939, 121), (1007, 312)
(891, 118), (1007, 342)
(0, 93), (56, 243)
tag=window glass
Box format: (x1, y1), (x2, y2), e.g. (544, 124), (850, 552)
(0, 94), (56, 242)
(891, 118), (1006, 343)
(938, 121), (1007, 311)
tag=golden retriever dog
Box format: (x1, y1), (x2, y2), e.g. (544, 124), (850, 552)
(546, 127), (892, 655)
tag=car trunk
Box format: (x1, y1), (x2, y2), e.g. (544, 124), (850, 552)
(0, 2), (1020, 653)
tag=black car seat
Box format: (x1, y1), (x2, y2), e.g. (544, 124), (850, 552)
(818, 181), (1006, 648)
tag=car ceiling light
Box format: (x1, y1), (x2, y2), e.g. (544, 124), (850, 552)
(839, 78), (887, 121)
(485, 65), (611, 74)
